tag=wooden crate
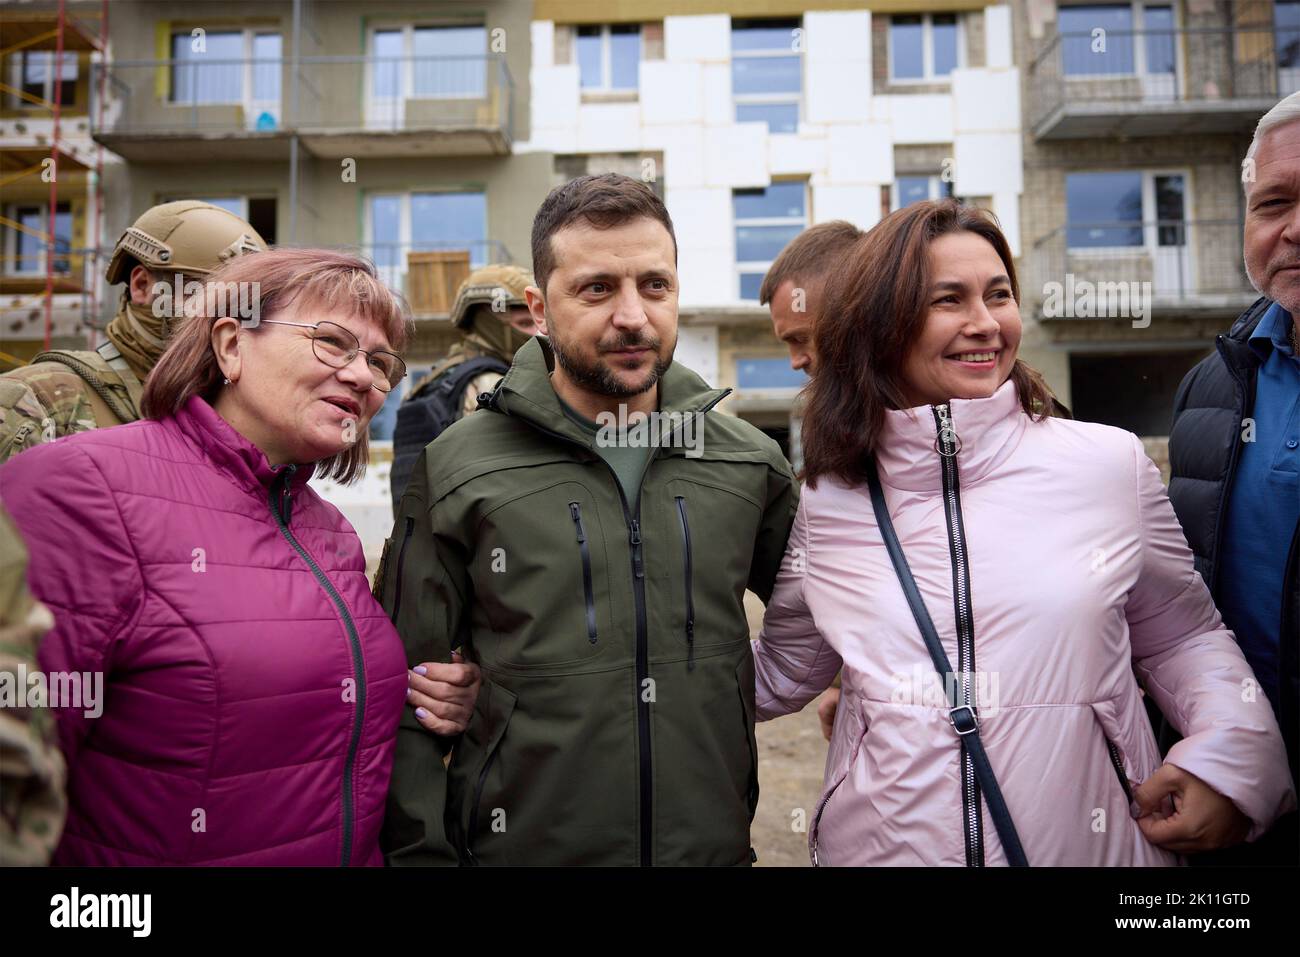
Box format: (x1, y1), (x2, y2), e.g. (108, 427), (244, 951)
(406, 250), (471, 315)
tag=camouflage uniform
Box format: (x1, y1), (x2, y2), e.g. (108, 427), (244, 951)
(0, 505), (64, 865)
(0, 201), (266, 463)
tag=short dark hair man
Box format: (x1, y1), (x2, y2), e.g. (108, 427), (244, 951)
(759, 220), (863, 375)
(378, 173), (798, 865)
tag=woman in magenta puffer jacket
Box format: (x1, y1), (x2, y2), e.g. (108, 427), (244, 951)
(753, 201), (1295, 866)
(0, 249), (478, 865)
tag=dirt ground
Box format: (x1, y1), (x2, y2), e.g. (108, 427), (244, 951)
(744, 592), (831, 867)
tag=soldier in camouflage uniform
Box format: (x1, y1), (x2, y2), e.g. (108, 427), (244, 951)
(427, 264), (537, 418)
(0, 201), (266, 462)
(389, 264), (538, 507)
(0, 504), (63, 865)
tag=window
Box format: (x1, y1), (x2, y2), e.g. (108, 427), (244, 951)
(1066, 171), (1143, 247)
(1069, 351), (1206, 434)
(732, 17), (801, 133)
(1278, 1), (1300, 70)
(367, 190), (488, 290)
(893, 175), (954, 210)
(371, 24), (488, 104)
(736, 357), (808, 390)
(170, 29), (281, 127)
(4, 202), (71, 275)
(889, 13), (960, 82)
(576, 24), (641, 91)
(14, 50), (77, 107)
(1066, 170), (1186, 248)
(161, 195), (277, 244)
(733, 182), (807, 301)
(1058, 3), (1175, 78)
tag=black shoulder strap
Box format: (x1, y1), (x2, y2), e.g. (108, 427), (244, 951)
(866, 459), (1029, 867)
(433, 355), (508, 408)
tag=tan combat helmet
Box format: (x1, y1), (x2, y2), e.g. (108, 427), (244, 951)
(450, 263), (533, 330)
(105, 200), (267, 285)
(450, 264), (537, 360)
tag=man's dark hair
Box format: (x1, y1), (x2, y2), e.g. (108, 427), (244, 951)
(531, 173), (678, 296)
(758, 220), (865, 306)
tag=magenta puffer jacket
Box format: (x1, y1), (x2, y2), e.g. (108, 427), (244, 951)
(754, 381), (1296, 866)
(0, 395), (407, 865)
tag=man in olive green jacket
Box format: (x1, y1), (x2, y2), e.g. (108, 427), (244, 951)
(377, 173), (798, 866)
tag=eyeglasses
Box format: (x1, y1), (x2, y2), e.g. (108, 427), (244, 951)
(258, 319), (407, 393)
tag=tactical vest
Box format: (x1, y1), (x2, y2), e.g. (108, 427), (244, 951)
(28, 341), (146, 427)
(390, 354), (508, 512)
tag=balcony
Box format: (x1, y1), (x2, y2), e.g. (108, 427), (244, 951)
(90, 54), (513, 161)
(1029, 23), (1298, 139)
(296, 56), (514, 158)
(1028, 218), (1257, 322)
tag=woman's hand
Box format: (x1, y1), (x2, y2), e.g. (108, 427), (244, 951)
(817, 688), (840, 742)
(1133, 763), (1252, 853)
(406, 650), (482, 735)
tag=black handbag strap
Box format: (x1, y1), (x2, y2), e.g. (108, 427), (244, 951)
(866, 460), (1029, 867)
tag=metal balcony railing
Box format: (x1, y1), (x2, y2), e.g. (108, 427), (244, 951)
(1028, 218), (1254, 315)
(297, 55), (513, 137)
(1029, 23), (1299, 136)
(90, 54), (514, 143)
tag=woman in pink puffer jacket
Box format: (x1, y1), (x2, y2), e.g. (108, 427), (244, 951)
(753, 201), (1295, 866)
(0, 249), (478, 865)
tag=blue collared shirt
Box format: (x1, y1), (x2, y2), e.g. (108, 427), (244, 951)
(1217, 302), (1300, 705)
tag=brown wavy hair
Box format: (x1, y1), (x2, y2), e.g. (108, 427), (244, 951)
(142, 247), (413, 484)
(801, 199), (1061, 489)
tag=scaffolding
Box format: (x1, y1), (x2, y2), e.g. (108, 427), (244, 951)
(0, 0), (108, 358)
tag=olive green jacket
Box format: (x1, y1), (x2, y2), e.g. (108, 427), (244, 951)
(376, 336), (798, 866)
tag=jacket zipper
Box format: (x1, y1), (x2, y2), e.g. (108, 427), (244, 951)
(628, 512), (652, 866)
(466, 743), (501, 865)
(569, 502), (599, 643)
(269, 465), (367, 867)
(674, 495), (696, 669)
(1208, 334), (1254, 595)
(388, 516), (415, 624)
(932, 403), (984, 867)
(1105, 739), (1136, 805)
(810, 775), (847, 867)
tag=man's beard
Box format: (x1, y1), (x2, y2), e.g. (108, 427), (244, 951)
(550, 328), (674, 398)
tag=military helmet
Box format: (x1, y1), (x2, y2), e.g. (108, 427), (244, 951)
(105, 201), (267, 285)
(450, 264), (534, 330)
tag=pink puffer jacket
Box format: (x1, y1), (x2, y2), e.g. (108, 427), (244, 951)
(0, 395), (407, 865)
(753, 381), (1295, 866)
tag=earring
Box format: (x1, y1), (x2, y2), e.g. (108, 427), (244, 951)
(223, 377), (231, 385)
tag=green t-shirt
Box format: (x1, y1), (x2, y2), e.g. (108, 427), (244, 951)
(558, 396), (658, 507)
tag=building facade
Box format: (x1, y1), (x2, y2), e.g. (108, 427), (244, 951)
(524, 0), (1024, 460)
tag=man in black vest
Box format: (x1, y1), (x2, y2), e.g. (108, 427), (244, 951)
(1167, 92), (1300, 864)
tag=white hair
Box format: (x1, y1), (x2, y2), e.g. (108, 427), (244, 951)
(1244, 90), (1300, 192)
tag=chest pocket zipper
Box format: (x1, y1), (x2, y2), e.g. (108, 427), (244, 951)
(569, 502), (598, 644)
(674, 495), (696, 669)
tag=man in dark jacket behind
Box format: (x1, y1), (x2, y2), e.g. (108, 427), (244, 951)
(1167, 93), (1300, 864)
(377, 174), (799, 866)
